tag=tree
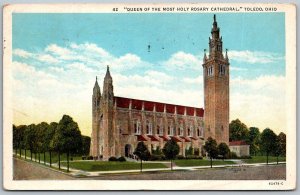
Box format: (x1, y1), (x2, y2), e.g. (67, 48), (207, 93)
(277, 132), (286, 157)
(260, 128), (277, 165)
(48, 122), (58, 167)
(217, 142), (230, 160)
(24, 124), (37, 161)
(229, 119), (249, 141)
(134, 142), (150, 172)
(13, 125), (26, 158)
(13, 125), (18, 155)
(81, 135), (91, 156)
(52, 115), (82, 171)
(247, 127), (261, 156)
(204, 137), (218, 168)
(162, 138), (180, 170)
(36, 122), (49, 164)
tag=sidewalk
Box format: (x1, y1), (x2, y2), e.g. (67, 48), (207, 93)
(13, 153), (286, 178)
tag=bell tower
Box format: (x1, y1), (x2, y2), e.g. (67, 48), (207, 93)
(203, 15), (230, 144)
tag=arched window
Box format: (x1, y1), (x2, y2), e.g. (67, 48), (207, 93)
(190, 126), (193, 137)
(159, 126), (163, 135)
(197, 128), (200, 137)
(219, 64), (226, 75)
(170, 126), (174, 136)
(149, 123), (152, 134)
(180, 125), (184, 136)
(134, 120), (141, 134)
(157, 125), (160, 134)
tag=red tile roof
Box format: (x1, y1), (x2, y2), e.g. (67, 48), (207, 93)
(136, 134), (148, 141)
(171, 136), (183, 142)
(229, 140), (248, 146)
(159, 135), (171, 141)
(180, 136), (191, 142)
(148, 135), (160, 142)
(114, 96), (204, 117)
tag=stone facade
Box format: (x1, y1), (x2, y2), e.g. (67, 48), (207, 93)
(90, 15), (230, 160)
(229, 141), (250, 157)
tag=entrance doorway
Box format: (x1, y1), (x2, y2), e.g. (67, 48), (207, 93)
(125, 144), (132, 157)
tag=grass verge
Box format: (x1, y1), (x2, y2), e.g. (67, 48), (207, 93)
(174, 159), (235, 167)
(61, 161), (167, 172)
(242, 156), (286, 164)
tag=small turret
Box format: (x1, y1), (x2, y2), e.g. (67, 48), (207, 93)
(103, 65), (114, 100)
(203, 49), (208, 63)
(93, 76), (101, 97)
(104, 65), (112, 82)
(225, 48), (229, 61)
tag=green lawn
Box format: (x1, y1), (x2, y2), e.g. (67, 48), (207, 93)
(174, 159), (235, 167)
(14, 149), (82, 163)
(242, 156), (286, 164)
(60, 161), (167, 171)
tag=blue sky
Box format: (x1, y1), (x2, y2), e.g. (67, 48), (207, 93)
(12, 13), (286, 135)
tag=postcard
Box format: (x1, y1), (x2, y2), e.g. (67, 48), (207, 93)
(3, 3), (296, 190)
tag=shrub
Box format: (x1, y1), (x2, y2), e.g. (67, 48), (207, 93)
(194, 148), (200, 156)
(118, 156), (126, 162)
(176, 155), (185, 159)
(240, 155), (252, 159)
(185, 155), (203, 160)
(228, 152), (237, 159)
(149, 154), (165, 161)
(185, 147), (193, 156)
(108, 156), (118, 161)
(87, 156), (93, 160)
(82, 156), (86, 160)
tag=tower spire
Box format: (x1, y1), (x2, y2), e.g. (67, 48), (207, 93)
(93, 76), (101, 96)
(105, 65), (112, 80)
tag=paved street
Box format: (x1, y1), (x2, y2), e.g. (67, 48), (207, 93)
(13, 158), (75, 180)
(13, 157), (286, 180)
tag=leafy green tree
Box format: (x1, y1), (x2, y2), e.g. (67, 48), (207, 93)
(13, 125), (26, 158)
(217, 142), (230, 160)
(277, 132), (286, 157)
(48, 122), (58, 167)
(134, 141), (150, 172)
(204, 137), (218, 168)
(52, 115), (82, 171)
(24, 124), (37, 161)
(13, 125), (18, 155)
(229, 119), (249, 141)
(247, 127), (261, 156)
(185, 146), (193, 156)
(36, 122), (49, 164)
(260, 128), (277, 165)
(152, 146), (163, 155)
(162, 138), (180, 170)
(81, 135), (91, 156)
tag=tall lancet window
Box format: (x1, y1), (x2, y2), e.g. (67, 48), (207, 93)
(134, 120), (141, 135)
(219, 64), (226, 75)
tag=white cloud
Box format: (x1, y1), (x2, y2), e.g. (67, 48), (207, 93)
(13, 49), (33, 58)
(230, 75), (286, 133)
(45, 44), (73, 57)
(49, 66), (64, 72)
(228, 50), (284, 64)
(162, 51), (202, 70)
(37, 54), (60, 64)
(230, 66), (247, 71)
(67, 62), (94, 73)
(183, 75), (203, 84)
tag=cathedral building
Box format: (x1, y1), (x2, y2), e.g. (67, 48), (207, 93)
(90, 15), (230, 160)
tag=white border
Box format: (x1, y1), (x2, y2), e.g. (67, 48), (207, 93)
(3, 3), (296, 190)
